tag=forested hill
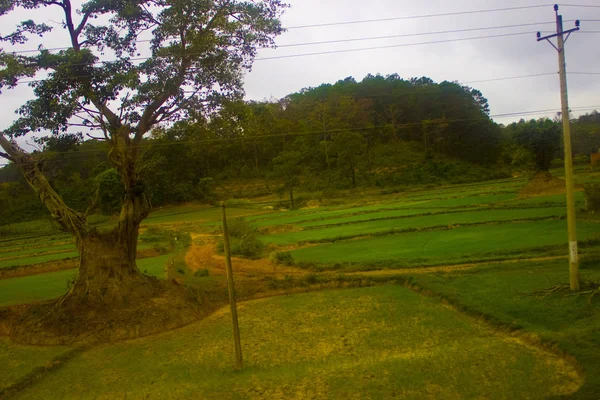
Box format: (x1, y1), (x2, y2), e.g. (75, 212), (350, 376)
(1, 74), (599, 223)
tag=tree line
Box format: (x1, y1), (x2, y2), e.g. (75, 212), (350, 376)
(1, 74), (599, 223)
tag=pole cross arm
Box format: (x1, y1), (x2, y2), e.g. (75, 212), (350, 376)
(537, 27), (580, 42)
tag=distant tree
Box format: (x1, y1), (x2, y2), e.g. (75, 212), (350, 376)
(332, 131), (365, 188)
(572, 111), (600, 155)
(506, 119), (561, 172)
(272, 150), (304, 208)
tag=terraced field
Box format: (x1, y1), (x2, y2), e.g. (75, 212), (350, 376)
(1, 173), (600, 399)
(253, 179), (594, 271)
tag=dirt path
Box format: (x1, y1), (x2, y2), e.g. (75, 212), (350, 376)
(185, 240), (307, 279)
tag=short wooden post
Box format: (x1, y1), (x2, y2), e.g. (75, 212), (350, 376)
(221, 202), (243, 369)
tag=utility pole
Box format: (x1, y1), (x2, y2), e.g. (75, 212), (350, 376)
(537, 5), (581, 291)
(221, 202), (244, 369)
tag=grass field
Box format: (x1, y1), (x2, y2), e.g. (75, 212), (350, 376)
(0, 269), (76, 306)
(288, 220), (600, 265)
(262, 207), (569, 246)
(3, 286), (581, 399)
(406, 259), (600, 398)
(1, 172), (600, 398)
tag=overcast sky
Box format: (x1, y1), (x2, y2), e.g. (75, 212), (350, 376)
(1, 0), (599, 148)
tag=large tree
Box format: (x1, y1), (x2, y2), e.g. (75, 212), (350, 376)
(0, 0), (286, 309)
(506, 118), (561, 172)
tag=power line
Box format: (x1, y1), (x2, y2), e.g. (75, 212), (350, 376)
(8, 21), (561, 56)
(6, 27), (555, 68)
(285, 5), (554, 29)
(4, 31), (553, 84)
(560, 4), (600, 8)
(254, 32), (544, 61)
(2, 10), (599, 59)
(569, 71), (600, 75)
(4, 18), (599, 70)
(24, 31), (544, 69)
(278, 21), (557, 48)
(461, 73), (557, 84)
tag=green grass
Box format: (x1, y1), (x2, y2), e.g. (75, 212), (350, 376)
(0, 269), (76, 306)
(0, 255), (172, 306)
(0, 244), (75, 260)
(0, 234), (70, 250)
(138, 254), (173, 278)
(262, 207), (568, 246)
(0, 220), (57, 236)
(251, 194), (517, 229)
(7, 286), (580, 399)
(498, 192), (585, 207)
(409, 260), (600, 399)
(0, 338), (69, 392)
(289, 220), (600, 265)
(296, 207), (482, 228)
(0, 215), (113, 236)
(142, 205), (266, 226)
(0, 251), (79, 269)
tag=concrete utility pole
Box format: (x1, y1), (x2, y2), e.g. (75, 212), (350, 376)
(221, 202), (244, 369)
(537, 4), (581, 291)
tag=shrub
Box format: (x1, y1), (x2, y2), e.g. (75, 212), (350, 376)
(194, 268), (209, 277)
(217, 218), (265, 259)
(140, 226), (191, 250)
(269, 251), (294, 266)
(152, 245), (169, 255)
(584, 183), (600, 212)
(303, 273), (318, 285)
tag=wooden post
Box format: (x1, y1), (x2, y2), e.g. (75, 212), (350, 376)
(221, 201), (243, 369)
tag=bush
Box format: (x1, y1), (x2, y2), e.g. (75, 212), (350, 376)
(194, 268), (209, 277)
(269, 251), (294, 266)
(584, 183), (600, 212)
(140, 226), (191, 250)
(217, 218), (265, 259)
(303, 273), (318, 285)
(152, 244), (169, 255)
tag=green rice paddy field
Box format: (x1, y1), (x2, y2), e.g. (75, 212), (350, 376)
(1, 172), (600, 398)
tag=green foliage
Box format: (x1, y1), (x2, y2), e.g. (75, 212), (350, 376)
(269, 251), (294, 265)
(217, 218), (265, 258)
(272, 149), (305, 207)
(95, 169), (125, 214)
(140, 226), (191, 251)
(584, 183), (600, 212)
(506, 119), (561, 171)
(194, 268), (209, 277)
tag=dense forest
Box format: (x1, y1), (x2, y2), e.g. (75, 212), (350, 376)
(1, 73), (599, 223)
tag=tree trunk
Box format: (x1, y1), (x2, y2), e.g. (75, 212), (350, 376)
(289, 187), (294, 209)
(69, 229), (145, 302)
(0, 134), (154, 306)
(350, 162), (356, 188)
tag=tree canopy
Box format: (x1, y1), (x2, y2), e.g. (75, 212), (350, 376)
(0, 0), (288, 320)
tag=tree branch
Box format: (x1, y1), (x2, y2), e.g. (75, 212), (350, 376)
(61, 0), (80, 50)
(0, 151), (14, 162)
(84, 185), (100, 217)
(0, 133), (90, 235)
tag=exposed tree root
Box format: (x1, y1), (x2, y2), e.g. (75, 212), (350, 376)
(0, 277), (214, 345)
(523, 279), (600, 304)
